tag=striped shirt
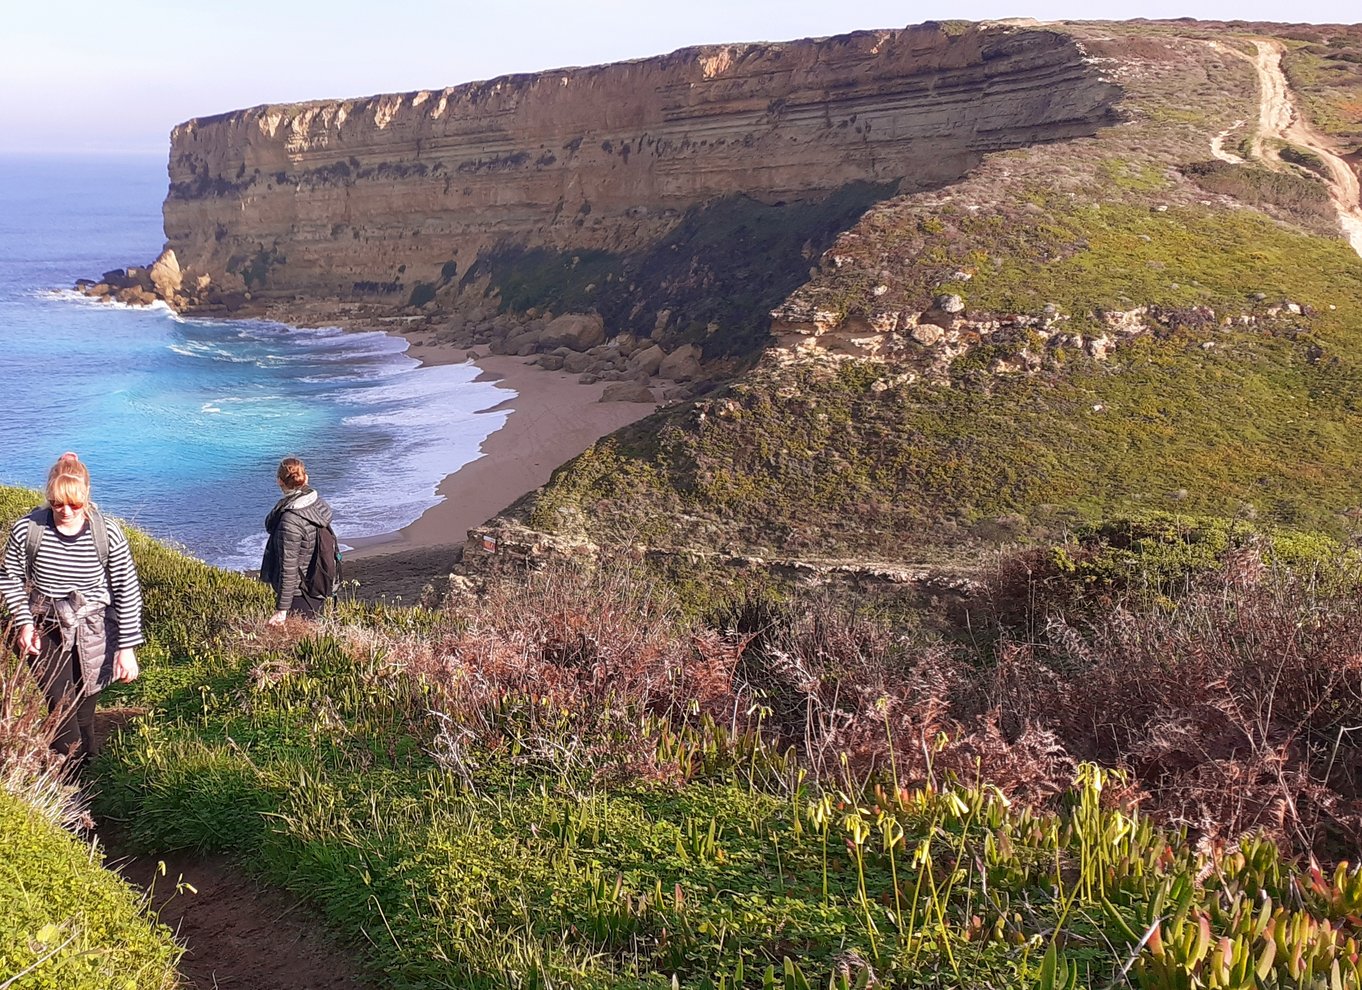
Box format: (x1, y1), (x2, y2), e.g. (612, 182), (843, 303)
(0, 514), (146, 649)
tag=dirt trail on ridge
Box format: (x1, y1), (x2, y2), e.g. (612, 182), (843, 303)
(93, 712), (371, 989)
(1209, 118), (1247, 164)
(114, 850), (372, 990)
(1237, 38), (1362, 256)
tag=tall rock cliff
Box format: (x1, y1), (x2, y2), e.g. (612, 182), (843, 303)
(163, 22), (1121, 353)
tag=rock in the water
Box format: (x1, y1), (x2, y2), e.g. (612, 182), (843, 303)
(125, 267), (154, 292)
(149, 249), (182, 300)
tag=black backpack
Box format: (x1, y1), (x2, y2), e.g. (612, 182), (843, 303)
(303, 522), (342, 599)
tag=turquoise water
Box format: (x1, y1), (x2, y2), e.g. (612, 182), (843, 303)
(0, 154), (510, 568)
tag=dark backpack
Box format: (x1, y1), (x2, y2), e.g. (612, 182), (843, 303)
(302, 521), (342, 599)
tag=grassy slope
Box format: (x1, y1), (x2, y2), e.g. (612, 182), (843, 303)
(61, 522), (1362, 990)
(1275, 24), (1362, 148)
(0, 793), (181, 989)
(6, 507), (1362, 987)
(517, 23), (1362, 567)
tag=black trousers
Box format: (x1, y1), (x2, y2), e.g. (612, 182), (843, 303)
(28, 628), (98, 759)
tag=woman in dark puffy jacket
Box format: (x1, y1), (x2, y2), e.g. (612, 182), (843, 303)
(259, 457), (334, 626)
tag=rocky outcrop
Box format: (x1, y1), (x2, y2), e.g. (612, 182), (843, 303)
(770, 297), (1311, 383)
(148, 249), (183, 300)
(156, 21), (1122, 363)
(461, 517), (980, 603)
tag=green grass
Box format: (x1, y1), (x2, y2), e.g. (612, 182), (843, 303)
(522, 198), (1362, 563)
(92, 623), (1362, 990)
(0, 792), (180, 989)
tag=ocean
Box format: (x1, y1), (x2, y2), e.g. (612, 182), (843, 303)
(0, 154), (511, 569)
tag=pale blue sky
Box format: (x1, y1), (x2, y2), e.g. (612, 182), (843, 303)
(2, 0), (1356, 155)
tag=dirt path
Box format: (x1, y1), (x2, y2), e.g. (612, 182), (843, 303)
(93, 713), (372, 989)
(1205, 38), (1362, 256)
(1231, 38), (1362, 256)
(112, 849), (371, 990)
(1209, 118), (1247, 164)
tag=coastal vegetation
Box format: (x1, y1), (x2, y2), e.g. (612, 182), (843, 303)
(0, 792), (181, 990)
(1279, 26), (1362, 146)
(6, 483), (1362, 988)
(517, 20), (1362, 568)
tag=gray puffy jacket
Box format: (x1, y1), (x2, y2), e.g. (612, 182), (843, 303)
(259, 488), (334, 609)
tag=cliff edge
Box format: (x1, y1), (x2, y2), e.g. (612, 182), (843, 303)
(155, 22), (1121, 360)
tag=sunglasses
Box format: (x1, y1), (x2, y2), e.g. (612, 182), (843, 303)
(50, 501), (87, 511)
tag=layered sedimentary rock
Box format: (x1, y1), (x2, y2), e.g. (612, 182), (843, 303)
(162, 22), (1122, 346)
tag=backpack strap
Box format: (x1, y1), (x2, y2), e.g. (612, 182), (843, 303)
(23, 504), (113, 585)
(87, 505), (111, 575)
(23, 508), (49, 578)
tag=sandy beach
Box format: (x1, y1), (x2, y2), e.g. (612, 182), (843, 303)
(342, 341), (658, 597)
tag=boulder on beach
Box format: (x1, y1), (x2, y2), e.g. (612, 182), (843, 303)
(600, 382), (656, 403)
(539, 313), (605, 351)
(629, 344), (665, 376)
(658, 343), (703, 381)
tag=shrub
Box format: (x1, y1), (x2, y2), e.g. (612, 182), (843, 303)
(1279, 143), (1330, 177)
(423, 558), (743, 784)
(91, 555), (1362, 987)
(1182, 160), (1334, 221)
(0, 791), (180, 989)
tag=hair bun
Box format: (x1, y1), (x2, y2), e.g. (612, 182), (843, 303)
(59, 451), (79, 462)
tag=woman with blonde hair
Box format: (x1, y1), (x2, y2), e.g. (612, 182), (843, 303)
(0, 452), (144, 770)
(259, 456), (335, 626)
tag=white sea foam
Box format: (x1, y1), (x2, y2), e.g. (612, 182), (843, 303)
(23, 282), (517, 566)
(45, 288), (180, 319)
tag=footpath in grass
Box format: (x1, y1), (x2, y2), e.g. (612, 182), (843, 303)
(83, 516), (1362, 989)
(5, 485), (1362, 989)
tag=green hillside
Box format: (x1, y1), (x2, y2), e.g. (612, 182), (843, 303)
(514, 22), (1362, 570)
(6, 484), (1362, 988)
